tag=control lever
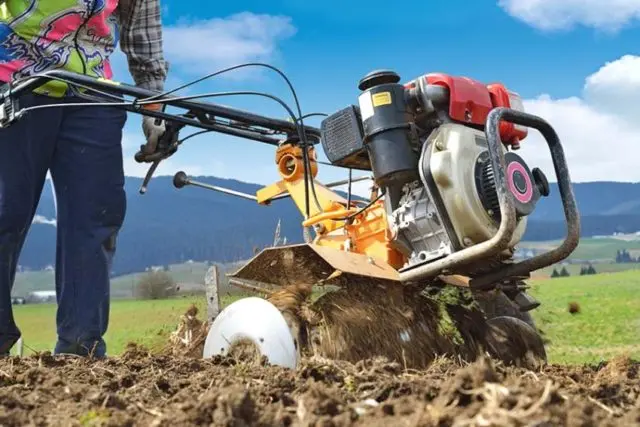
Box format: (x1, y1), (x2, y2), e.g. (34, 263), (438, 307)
(172, 171), (374, 203)
(135, 121), (184, 194)
(173, 171), (258, 200)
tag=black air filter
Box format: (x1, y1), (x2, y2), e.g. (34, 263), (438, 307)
(320, 105), (371, 171)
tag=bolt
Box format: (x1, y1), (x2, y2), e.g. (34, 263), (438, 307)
(435, 140), (444, 150)
(463, 237), (473, 247)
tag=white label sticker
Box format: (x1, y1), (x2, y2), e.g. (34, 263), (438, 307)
(358, 92), (374, 121)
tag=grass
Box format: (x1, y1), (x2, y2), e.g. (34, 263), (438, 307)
(14, 261), (214, 299)
(12, 293), (245, 356)
(10, 267), (640, 366)
(529, 269), (640, 365)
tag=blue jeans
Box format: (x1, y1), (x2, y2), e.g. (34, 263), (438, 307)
(0, 93), (127, 357)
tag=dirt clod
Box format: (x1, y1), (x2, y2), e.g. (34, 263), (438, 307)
(568, 302), (580, 314)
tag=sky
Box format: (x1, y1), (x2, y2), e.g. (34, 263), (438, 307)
(109, 0), (640, 197)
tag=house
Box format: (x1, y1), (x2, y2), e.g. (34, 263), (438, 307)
(26, 290), (57, 304)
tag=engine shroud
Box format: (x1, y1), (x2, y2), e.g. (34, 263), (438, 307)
(389, 123), (539, 271)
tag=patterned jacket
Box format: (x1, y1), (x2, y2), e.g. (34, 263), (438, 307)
(0, 0), (168, 97)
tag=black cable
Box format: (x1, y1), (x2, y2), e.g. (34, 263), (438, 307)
(333, 192), (384, 222)
(10, 63), (330, 220)
(298, 112), (329, 120)
(137, 62), (324, 219)
(16, 90), (300, 128)
(140, 88), (324, 220)
(178, 129), (212, 144)
(347, 168), (353, 207)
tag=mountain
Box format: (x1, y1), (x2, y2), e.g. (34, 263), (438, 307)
(522, 181), (640, 240)
(16, 177), (640, 275)
(20, 176), (305, 276)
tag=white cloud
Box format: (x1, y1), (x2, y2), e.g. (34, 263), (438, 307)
(498, 0), (640, 32)
(32, 215), (56, 227)
(516, 54), (640, 183)
(583, 55), (640, 123)
(110, 11), (296, 93)
(163, 12), (296, 78)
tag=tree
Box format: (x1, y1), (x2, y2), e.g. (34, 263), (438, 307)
(135, 271), (178, 300)
(551, 268), (559, 278)
(560, 266), (570, 277)
(579, 266), (587, 275)
(616, 249), (634, 263)
(587, 264), (597, 275)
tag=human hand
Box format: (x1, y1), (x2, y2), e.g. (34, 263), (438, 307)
(140, 104), (166, 155)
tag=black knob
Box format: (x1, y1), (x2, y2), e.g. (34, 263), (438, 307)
(134, 149), (146, 163)
(173, 171), (189, 189)
(532, 167), (550, 197)
(358, 69), (401, 91)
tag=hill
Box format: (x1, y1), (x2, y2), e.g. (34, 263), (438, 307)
(14, 176), (640, 281)
(19, 176), (304, 276)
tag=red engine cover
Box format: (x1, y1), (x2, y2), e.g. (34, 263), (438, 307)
(424, 73), (494, 127)
(487, 83), (528, 146)
(405, 73), (527, 146)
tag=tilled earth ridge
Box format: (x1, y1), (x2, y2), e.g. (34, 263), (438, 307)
(0, 344), (638, 427)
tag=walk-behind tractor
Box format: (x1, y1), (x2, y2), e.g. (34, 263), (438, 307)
(0, 65), (580, 369)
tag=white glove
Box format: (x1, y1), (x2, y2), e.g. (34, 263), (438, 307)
(141, 115), (166, 155)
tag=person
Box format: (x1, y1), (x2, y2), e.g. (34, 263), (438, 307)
(0, 0), (169, 357)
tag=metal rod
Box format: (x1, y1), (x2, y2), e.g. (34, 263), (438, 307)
(186, 179), (258, 201)
(127, 107), (282, 146)
(180, 173), (371, 203)
(0, 70), (322, 141)
(469, 108), (581, 289)
(227, 277), (279, 295)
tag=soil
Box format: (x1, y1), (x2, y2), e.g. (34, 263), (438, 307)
(0, 344), (638, 427)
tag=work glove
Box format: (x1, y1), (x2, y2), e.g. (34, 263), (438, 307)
(140, 103), (166, 155)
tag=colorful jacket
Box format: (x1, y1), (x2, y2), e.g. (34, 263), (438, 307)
(0, 0), (168, 97)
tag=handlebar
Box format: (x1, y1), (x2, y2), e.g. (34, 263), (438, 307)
(0, 70), (324, 194)
(0, 69), (322, 144)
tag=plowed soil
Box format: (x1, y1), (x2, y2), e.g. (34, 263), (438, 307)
(1, 344), (638, 427)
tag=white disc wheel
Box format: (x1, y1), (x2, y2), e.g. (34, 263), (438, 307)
(203, 297), (298, 369)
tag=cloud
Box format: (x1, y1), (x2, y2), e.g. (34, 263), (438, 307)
(32, 215), (56, 227)
(498, 0), (640, 32)
(110, 11), (296, 94)
(163, 12), (297, 78)
(516, 54), (640, 183)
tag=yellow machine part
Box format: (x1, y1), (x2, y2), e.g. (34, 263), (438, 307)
(227, 142), (472, 290)
(236, 142), (408, 287)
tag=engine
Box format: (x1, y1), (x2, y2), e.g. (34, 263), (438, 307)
(389, 122), (549, 270)
(320, 69), (551, 274)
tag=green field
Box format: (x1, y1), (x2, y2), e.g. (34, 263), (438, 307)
(14, 261), (216, 299)
(10, 269), (640, 366)
(528, 269), (640, 364)
(11, 294), (246, 356)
